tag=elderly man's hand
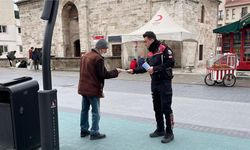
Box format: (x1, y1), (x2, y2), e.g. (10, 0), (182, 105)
(147, 67), (154, 75)
(116, 68), (124, 73)
(127, 69), (134, 74)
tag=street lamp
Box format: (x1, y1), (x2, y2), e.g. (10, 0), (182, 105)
(38, 0), (60, 149)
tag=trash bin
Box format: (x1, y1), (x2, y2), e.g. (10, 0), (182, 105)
(0, 77), (41, 150)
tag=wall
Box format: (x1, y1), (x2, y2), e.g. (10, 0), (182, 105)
(225, 5), (250, 24)
(51, 56), (121, 71)
(0, 56), (121, 71)
(0, 0), (19, 58)
(16, 0), (219, 69)
(0, 0), (15, 25)
(0, 57), (26, 67)
(181, 0), (219, 68)
(16, 0), (46, 57)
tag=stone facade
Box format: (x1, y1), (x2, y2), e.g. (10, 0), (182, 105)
(0, 57), (121, 70)
(0, 58), (26, 67)
(51, 56), (121, 71)
(16, 0), (220, 69)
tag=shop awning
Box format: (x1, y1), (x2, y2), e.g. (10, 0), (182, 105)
(240, 13), (250, 28)
(213, 21), (240, 33)
(213, 13), (250, 34)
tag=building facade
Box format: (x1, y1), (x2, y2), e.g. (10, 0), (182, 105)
(225, 0), (250, 24)
(0, 0), (23, 58)
(16, 0), (220, 69)
(218, 0), (225, 27)
(216, 0), (250, 53)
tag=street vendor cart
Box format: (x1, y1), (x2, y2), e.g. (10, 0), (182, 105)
(204, 53), (237, 87)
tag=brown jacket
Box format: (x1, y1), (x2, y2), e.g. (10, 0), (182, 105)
(78, 49), (118, 98)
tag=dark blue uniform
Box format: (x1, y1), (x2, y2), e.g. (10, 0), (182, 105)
(134, 43), (174, 134)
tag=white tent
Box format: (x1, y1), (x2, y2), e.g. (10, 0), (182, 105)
(121, 6), (198, 69)
(122, 6), (197, 43)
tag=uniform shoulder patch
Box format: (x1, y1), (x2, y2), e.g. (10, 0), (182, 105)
(168, 49), (173, 55)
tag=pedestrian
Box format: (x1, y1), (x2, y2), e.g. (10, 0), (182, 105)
(129, 58), (138, 70)
(6, 51), (16, 67)
(32, 48), (40, 70)
(78, 39), (121, 140)
(127, 31), (175, 143)
(38, 48), (42, 65)
(19, 60), (28, 68)
(28, 47), (34, 69)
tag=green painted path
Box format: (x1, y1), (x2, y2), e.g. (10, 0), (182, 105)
(59, 112), (250, 150)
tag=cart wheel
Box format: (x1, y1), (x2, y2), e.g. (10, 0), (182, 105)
(223, 74), (236, 87)
(204, 73), (215, 86)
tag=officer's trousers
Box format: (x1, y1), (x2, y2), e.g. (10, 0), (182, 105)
(151, 80), (173, 134)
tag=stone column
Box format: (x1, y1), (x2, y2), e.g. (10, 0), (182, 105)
(78, 0), (90, 53)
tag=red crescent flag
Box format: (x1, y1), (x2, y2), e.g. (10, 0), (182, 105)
(155, 15), (163, 21)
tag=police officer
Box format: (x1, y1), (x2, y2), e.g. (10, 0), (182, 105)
(128, 31), (175, 143)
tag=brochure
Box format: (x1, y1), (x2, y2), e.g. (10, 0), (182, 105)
(142, 62), (151, 70)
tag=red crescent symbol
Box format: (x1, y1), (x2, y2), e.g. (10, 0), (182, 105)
(155, 15), (163, 21)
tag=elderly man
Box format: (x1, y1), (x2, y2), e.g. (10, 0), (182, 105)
(78, 39), (121, 140)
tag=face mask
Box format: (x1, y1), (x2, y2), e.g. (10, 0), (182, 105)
(148, 40), (159, 52)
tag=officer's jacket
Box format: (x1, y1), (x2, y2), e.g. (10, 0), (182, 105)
(134, 44), (175, 81)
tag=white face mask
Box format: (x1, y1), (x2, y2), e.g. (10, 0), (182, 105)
(97, 48), (108, 55)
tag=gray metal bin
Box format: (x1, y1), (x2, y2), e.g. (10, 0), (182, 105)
(0, 77), (41, 150)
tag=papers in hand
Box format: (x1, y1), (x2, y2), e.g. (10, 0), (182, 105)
(116, 68), (127, 72)
(142, 62), (151, 70)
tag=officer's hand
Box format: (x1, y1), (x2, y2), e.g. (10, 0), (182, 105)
(127, 69), (134, 74)
(147, 67), (154, 75)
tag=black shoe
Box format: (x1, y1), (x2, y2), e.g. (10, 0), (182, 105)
(149, 129), (165, 138)
(161, 133), (174, 143)
(80, 130), (90, 137)
(90, 133), (106, 140)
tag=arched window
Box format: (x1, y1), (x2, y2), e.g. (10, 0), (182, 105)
(201, 5), (205, 23)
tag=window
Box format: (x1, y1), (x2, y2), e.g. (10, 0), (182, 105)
(3, 26), (6, 32)
(201, 5), (205, 23)
(4, 46), (8, 52)
(0, 45), (8, 52)
(226, 9), (229, 20)
(18, 27), (21, 33)
(232, 9), (235, 19)
(234, 32), (241, 58)
(112, 44), (121, 56)
(199, 45), (203, 60)
(0, 25), (7, 33)
(0, 46), (3, 55)
(242, 7), (248, 18)
(19, 45), (23, 52)
(108, 36), (122, 43)
(222, 34), (230, 53)
(217, 35), (222, 47)
(218, 24), (222, 27)
(218, 10), (223, 20)
(244, 30), (250, 61)
(14, 11), (20, 19)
